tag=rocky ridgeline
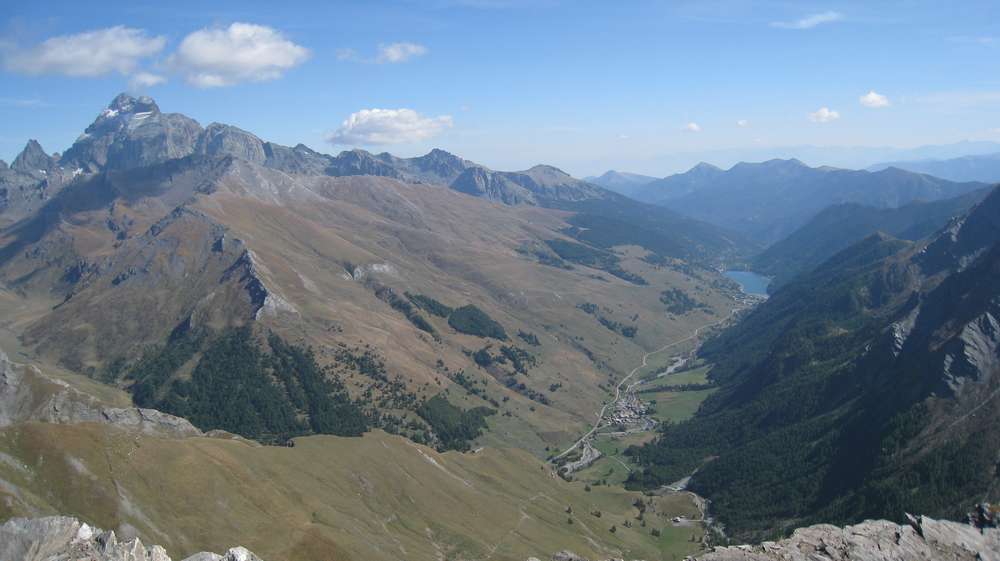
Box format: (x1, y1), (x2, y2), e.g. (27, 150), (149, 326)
(0, 516), (263, 561)
(528, 512), (999, 561)
(0, 349), (201, 438)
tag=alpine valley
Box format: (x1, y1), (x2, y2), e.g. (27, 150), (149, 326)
(1, 93), (998, 561)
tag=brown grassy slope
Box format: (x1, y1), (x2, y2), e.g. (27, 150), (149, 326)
(0, 422), (700, 561)
(0, 159), (739, 452)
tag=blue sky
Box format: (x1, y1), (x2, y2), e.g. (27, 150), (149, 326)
(2, 0), (999, 176)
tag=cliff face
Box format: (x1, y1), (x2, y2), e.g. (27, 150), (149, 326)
(0, 516), (263, 561)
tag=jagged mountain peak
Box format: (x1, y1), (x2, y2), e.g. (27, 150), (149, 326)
(105, 92), (160, 117)
(60, 94), (202, 173)
(10, 139), (54, 173)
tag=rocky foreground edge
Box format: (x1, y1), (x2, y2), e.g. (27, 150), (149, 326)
(0, 516), (262, 561)
(5, 509), (998, 561)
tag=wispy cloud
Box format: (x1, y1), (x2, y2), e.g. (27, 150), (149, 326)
(808, 107), (840, 123)
(684, 122), (702, 133)
(2, 26), (165, 77)
(736, 119), (749, 127)
(771, 11), (843, 30)
(376, 42), (428, 64)
(915, 90), (1000, 110)
(336, 42), (429, 64)
(328, 108), (453, 145)
(128, 72), (166, 91)
(336, 48), (361, 62)
(168, 23), (309, 88)
(859, 91), (890, 108)
(948, 36), (996, 46)
(0, 97), (50, 108)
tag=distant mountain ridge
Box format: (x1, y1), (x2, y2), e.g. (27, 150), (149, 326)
(632, 158), (988, 245)
(752, 188), (991, 289)
(869, 151), (1000, 183)
(583, 170), (658, 196)
(1, 93), (752, 265)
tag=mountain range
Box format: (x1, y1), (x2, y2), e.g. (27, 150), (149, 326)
(869, 151), (1000, 184)
(582, 170), (658, 197)
(628, 159), (988, 245)
(2, 93), (997, 560)
(751, 187), (991, 289)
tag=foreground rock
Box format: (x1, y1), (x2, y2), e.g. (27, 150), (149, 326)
(0, 516), (263, 561)
(532, 513), (999, 561)
(694, 514), (999, 561)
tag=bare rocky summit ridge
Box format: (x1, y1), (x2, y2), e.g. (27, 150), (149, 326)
(0, 516), (263, 561)
(691, 514), (999, 561)
(531, 514), (999, 561)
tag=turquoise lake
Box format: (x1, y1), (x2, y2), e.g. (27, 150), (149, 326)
(724, 270), (771, 296)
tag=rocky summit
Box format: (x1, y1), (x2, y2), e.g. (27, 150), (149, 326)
(0, 516), (263, 561)
(528, 514), (999, 561)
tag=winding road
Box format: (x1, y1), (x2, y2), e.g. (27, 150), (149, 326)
(553, 306), (742, 462)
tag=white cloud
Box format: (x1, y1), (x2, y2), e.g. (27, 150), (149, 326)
(683, 122), (702, 133)
(809, 107), (840, 123)
(328, 108), (453, 145)
(375, 42), (428, 64)
(128, 72), (166, 91)
(859, 90), (890, 108)
(2, 26), (165, 77)
(169, 23), (309, 87)
(736, 119), (749, 127)
(771, 11), (843, 30)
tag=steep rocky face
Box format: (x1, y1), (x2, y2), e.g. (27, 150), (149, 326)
(325, 148), (404, 179)
(60, 94), (203, 173)
(0, 140), (72, 226)
(375, 147), (476, 184)
(260, 142), (332, 175)
(449, 164), (610, 207)
(195, 123), (267, 164)
(0, 516), (263, 561)
(450, 166), (537, 204)
(10, 139), (55, 176)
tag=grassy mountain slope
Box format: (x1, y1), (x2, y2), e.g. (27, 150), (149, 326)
(0, 345), (702, 561)
(0, 95), (744, 457)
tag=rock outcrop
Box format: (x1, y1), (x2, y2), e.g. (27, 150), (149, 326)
(693, 515), (999, 561)
(0, 516), (263, 561)
(527, 514), (999, 561)
(0, 349), (201, 438)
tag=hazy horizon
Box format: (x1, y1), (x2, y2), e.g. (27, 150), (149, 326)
(3, 0), (1000, 177)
